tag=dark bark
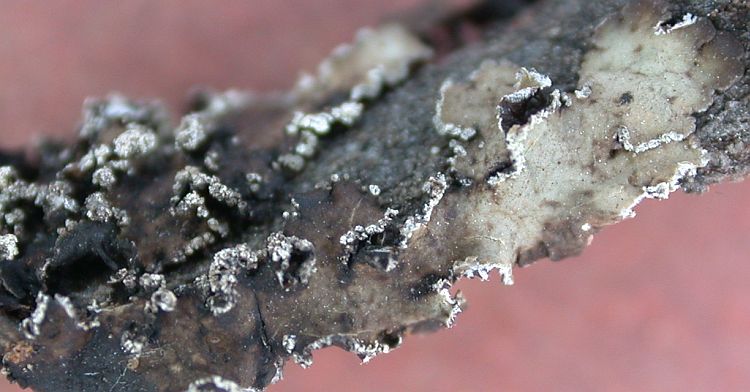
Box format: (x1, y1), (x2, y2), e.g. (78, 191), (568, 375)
(0, 0), (747, 391)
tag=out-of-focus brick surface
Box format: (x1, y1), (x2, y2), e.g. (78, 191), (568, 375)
(1, 2), (748, 391)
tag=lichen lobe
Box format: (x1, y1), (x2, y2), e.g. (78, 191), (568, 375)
(0, 1), (745, 391)
(423, 0), (744, 280)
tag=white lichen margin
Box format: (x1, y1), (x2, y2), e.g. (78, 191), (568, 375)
(454, 257), (515, 285)
(0, 234), (19, 260)
(294, 24), (433, 102)
(186, 375), (260, 392)
(54, 294), (101, 331)
(266, 233), (316, 287)
(289, 333), (403, 369)
(617, 127), (687, 154)
(433, 79), (478, 141)
(20, 293), (50, 340)
(654, 13), (698, 35)
(399, 174), (448, 247)
(339, 208), (398, 266)
(433, 278), (465, 328)
(280, 23), (433, 172)
(205, 244), (260, 315)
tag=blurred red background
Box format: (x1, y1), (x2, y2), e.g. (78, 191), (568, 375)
(1, 1), (749, 391)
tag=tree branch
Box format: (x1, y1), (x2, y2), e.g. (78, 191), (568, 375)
(0, 0), (747, 391)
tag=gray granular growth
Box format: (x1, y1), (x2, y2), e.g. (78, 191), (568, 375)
(0, 1), (747, 391)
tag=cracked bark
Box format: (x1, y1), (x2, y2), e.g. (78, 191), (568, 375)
(0, 0), (748, 391)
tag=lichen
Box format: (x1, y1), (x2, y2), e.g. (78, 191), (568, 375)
(0, 0), (746, 391)
(416, 0), (743, 279)
(0, 234), (18, 261)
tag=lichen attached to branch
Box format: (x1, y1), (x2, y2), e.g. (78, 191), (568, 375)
(0, 0), (747, 391)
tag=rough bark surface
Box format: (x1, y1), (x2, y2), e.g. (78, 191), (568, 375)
(0, 0), (747, 391)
